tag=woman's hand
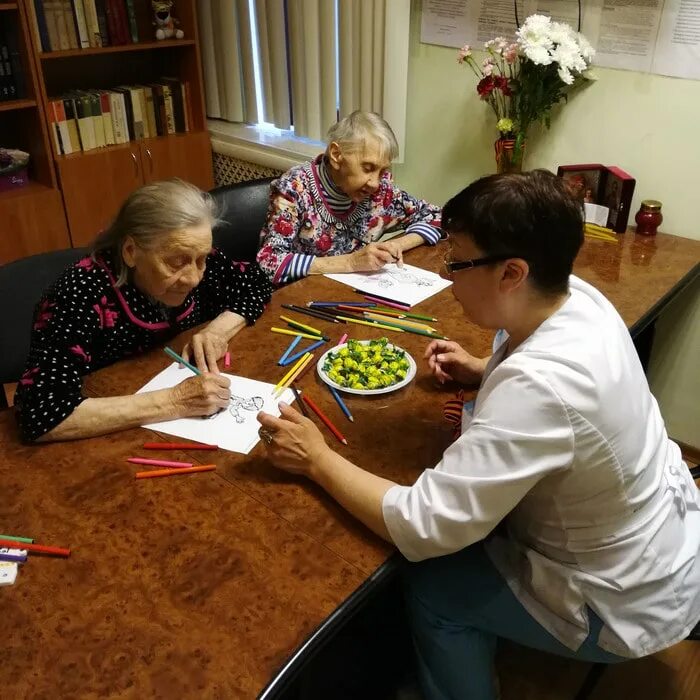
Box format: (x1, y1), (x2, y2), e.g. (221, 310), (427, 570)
(349, 243), (396, 272)
(256, 402), (331, 477)
(424, 340), (488, 386)
(182, 328), (229, 374)
(170, 373), (231, 417)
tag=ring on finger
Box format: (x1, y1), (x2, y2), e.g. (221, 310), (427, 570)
(258, 428), (274, 446)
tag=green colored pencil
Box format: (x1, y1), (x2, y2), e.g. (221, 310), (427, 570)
(374, 306), (438, 322)
(359, 315), (448, 340)
(0, 534), (34, 544)
(164, 346), (203, 376)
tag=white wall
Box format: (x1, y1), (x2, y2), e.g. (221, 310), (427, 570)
(393, 1), (699, 446)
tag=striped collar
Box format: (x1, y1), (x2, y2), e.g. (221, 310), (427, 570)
(315, 156), (353, 213)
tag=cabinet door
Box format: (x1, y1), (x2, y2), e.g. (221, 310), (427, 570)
(140, 132), (214, 191)
(57, 146), (143, 248)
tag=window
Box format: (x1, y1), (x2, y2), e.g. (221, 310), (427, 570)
(198, 0), (410, 154)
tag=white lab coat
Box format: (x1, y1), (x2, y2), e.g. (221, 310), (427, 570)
(383, 275), (700, 657)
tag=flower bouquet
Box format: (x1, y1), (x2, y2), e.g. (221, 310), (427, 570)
(458, 14), (595, 172)
(0, 148), (30, 191)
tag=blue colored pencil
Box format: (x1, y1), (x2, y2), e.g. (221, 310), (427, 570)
(329, 385), (354, 422)
(278, 335), (302, 365)
(281, 338), (326, 365)
(0, 551), (27, 563)
(164, 346), (202, 376)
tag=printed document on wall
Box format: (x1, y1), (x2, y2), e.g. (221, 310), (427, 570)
(652, 0), (700, 79)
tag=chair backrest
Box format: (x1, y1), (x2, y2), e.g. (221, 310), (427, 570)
(0, 248), (88, 384)
(210, 177), (276, 262)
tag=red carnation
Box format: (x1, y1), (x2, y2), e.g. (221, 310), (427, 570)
(476, 76), (495, 98)
(494, 76), (512, 96)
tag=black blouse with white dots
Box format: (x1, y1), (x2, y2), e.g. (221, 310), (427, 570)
(14, 248), (272, 442)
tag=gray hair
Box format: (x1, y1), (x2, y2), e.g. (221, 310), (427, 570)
(91, 178), (218, 286)
(326, 110), (399, 163)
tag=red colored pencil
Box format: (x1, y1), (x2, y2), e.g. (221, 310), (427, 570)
(135, 464), (217, 479)
(143, 442), (218, 450)
(302, 394), (348, 445)
(0, 539), (70, 557)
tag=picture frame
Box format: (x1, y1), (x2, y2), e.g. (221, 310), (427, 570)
(557, 164), (636, 233)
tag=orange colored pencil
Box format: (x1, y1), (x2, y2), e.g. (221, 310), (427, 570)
(135, 464), (217, 479)
(0, 538), (70, 557)
(302, 394), (348, 445)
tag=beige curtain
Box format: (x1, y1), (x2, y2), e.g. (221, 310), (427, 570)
(200, 0), (411, 155)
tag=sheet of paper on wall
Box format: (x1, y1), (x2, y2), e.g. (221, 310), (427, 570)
(324, 263), (452, 307)
(652, 0), (700, 80)
(584, 202), (610, 227)
(137, 363), (294, 454)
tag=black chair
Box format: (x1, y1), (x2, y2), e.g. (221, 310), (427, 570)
(210, 176), (276, 262)
(0, 247), (87, 407)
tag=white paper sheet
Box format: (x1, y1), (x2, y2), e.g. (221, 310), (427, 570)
(324, 263), (452, 308)
(584, 202), (611, 227)
(653, 0), (700, 79)
(137, 363), (294, 454)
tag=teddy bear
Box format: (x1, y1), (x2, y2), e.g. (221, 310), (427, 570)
(152, 1), (184, 40)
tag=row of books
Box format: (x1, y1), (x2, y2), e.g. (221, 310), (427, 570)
(0, 18), (25, 101)
(49, 79), (191, 155)
(31, 0), (140, 53)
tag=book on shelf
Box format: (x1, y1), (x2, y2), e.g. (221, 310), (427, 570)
(50, 78), (192, 155)
(0, 17), (26, 102)
(32, 1), (143, 53)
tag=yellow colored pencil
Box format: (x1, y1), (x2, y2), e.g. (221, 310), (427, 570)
(273, 353), (314, 397)
(271, 327), (323, 341)
(272, 352), (311, 395)
(280, 315), (322, 336)
(364, 312), (436, 333)
(337, 315), (405, 332)
(585, 222), (615, 235)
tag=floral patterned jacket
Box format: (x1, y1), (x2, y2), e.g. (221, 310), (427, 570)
(256, 155), (442, 284)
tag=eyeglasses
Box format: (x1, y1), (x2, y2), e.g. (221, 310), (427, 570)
(442, 252), (517, 276)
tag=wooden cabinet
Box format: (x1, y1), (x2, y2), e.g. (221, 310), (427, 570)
(1, 1), (213, 262)
(57, 131), (213, 248)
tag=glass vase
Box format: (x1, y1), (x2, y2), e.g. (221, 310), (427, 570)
(494, 138), (526, 174)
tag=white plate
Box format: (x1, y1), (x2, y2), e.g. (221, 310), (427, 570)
(316, 340), (417, 395)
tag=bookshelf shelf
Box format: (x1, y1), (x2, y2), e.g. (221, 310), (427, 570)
(0, 98), (36, 111)
(40, 39), (196, 60)
(0, 4), (19, 11)
(0, 180), (51, 200)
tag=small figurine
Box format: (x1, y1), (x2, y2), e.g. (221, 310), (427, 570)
(152, 1), (184, 41)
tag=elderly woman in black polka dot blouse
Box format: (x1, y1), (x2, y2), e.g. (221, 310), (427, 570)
(15, 179), (272, 443)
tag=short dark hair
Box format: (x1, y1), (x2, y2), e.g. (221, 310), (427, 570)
(442, 169), (584, 295)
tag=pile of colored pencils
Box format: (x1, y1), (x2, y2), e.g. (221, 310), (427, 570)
(1, 533), (71, 585)
(584, 223), (619, 243)
(130, 442), (218, 479)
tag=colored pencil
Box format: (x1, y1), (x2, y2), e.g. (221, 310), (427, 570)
(337, 333), (348, 346)
(309, 301), (376, 308)
(0, 539), (70, 557)
(285, 320), (330, 342)
(337, 315), (405, 333)
(272, 352), (311, 395)
(328, 385), (353, 422)
(302, 394), (348, 445)
(282, 304), (341, 323)
(278, 334), (302, 365)
(335, 304), (387, 315)
(364, 312), (436, 332)
(356, 291), (411, 309)
(294, 354), (316, 382)
(135, 464), (217, 480)
(0, 551), (27, 563)
(271, 327), (324, 341)
(282, 339), (326, 365)
(274, 353), (314, 396)
(127, 457), (193, 468)
(291, 384), (309, 416)
(165, 346), (202, 376)
(362, 315), (447, 339)
(143, 442), (217, 450)
(280, 315), (322, 336)
(374, 306), (438, 322)
(224, 351), (231, 368)
(0, 534), (33, 543)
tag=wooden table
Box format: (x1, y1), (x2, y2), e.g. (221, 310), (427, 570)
(2, 231), (698, 698)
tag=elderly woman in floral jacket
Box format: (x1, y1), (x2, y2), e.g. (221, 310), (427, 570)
(256, 110), (442, 284)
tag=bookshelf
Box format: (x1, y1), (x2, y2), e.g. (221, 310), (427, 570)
(0, 0), (70, 264)
(1, 1), (213, 260)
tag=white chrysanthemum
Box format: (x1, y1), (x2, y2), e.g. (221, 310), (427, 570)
(577, 33), (595, 62)
(558, 66), (575, 85)
(520, 14), (552, 34)
(522, 42), (553, 65)
(548, 21), (575, 46)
